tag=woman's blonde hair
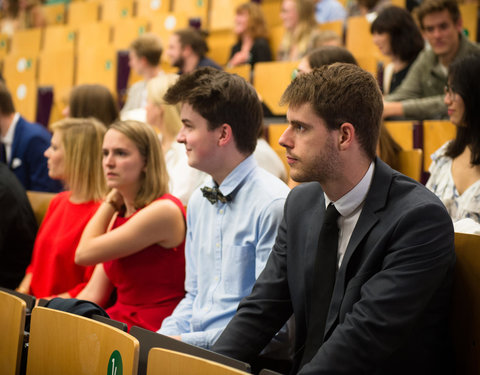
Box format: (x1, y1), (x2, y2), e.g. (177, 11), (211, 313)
(236, 2), (269, 40)
(50, 118), (107, 201)
(109, 120), (169, 209)
(279, 0), (318, 60)
(146, 74), (182, 139)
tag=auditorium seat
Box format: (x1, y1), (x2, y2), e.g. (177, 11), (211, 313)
(146, 347), (249, 375)
(451, 232), (480, 374)
(42, 3), (66, 26)
(27, 191), (57, 226)
(225, 64), (251, 83)
(253, 61), (297, 116)
(42, 24), (76, 52)
(67, 1), (100, 27)
(38, 49), (74, 124)
(384, 121), (416, 150)
(100, 0), (135, 22)
(0, 290), (26, 375)
(422, 120), (456, 171)
(9, 28), (42, 54)
(76, 46), (117, 94)
(111, 17), (149, 50)
(397, 149), (423, 182)
(26, 306), (139, 375)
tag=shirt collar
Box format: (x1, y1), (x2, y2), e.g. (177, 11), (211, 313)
(207, 154), (257, 197)
(2, 113), (20, 146)
(325, 161), (375, 217)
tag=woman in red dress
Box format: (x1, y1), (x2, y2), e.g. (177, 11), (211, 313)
(75, 120), (186, 331)
(16, 118), (107, 298)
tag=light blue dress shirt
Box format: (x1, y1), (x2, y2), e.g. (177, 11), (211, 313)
(159, 155), (289, 349)
(315, 0), (347, 24)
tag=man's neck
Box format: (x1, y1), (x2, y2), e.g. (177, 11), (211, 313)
(0, 113), (15, 138)
(143, 66), (160, 80)
(183, 55), (200, 74)
(322, 157), (372, 202)
(210, 152), (249, 187)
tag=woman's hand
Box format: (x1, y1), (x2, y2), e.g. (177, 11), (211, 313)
(105, 188), (124, 211)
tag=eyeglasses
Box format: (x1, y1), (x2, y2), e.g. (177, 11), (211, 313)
(444, 83), (457, 100)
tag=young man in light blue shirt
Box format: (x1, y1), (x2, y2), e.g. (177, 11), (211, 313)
(158, 68), (291, 364)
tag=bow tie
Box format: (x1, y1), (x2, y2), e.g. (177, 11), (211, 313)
(201, 186), (232, 205)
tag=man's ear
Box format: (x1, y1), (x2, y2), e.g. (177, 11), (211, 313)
(217, 123), (233, 147)
(338, 122), (355, 151)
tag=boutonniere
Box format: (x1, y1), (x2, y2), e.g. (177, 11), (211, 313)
(11, 158), (22, 169)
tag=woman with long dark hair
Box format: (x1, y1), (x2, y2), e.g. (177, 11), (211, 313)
(426, 52), (480, 224)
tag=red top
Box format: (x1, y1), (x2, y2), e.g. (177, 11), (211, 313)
(103, 194), (186, 331)
(27, 191), (99, 298)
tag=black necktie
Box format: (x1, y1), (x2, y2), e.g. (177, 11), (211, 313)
(0, 142), (6, 164)
(201, 186), (232, 205)
(301, 203), (341, 367)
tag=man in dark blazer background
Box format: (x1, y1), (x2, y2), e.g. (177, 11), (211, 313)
(0, 82), (62, 193)
(213, 64), (455, 374)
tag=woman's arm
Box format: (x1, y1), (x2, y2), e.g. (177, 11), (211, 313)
(75, 194), (185, 266)
(16, 272), (32, 294)
(75, 264), (114, 307)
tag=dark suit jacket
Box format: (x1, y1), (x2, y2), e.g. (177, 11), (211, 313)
(0, 163), (37, 288)
(213, 159), (455, 374)
(9, 116), (62, 192)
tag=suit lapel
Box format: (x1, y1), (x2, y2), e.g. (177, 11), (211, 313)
(324, 158), (393, 337)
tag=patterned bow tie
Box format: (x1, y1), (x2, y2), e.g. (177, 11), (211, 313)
(201, 186), (232, 205)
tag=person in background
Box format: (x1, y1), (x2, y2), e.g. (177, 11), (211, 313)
(75, 120), (186, 332)
(228, 2), (271, 68)
(277, 0), (322, 61)
(371, 6), (425, 95)
(427, 52), (480, 228)
(63, 84), (119, 127)
(121, 33), (164, 115)
(0, 82), (62, 193)
(16, 118), (106, 298)
(384, 0), (480, 120)
(167, 28), (222, 74)
(0, 163), (37, 289)
(146, 74), (208, 206)
(315, 0), (346, 24)
(0, 0), (45, 36)
(348, 0), (391, 19)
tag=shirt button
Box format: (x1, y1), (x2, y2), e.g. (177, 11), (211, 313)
(219, 209), (224, 214)
(216, 243), (220, 248)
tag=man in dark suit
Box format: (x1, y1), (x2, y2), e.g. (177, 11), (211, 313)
(213, 64), (455, 374)
(0, 162), (37, 289)
(0, 82), (62, 192)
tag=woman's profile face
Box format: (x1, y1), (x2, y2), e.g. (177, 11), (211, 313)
(372, 32), (392, 57)
(234, 9), (249, 36)
(145, 98), (163, 130)
(44, 131), (66, 181)
(444, 82), (465, 127)
(102, 129), (146, 191)
(281, 0), (298, 31)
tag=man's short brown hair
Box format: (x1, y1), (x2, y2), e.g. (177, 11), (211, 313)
(130, 33), (163, 66)
(0, 82), (15, 116)
(174, 28), (209, 58)
(280, 63), (383, 160)
(164, 67), (263, 155)
(415, 0), (461, 29)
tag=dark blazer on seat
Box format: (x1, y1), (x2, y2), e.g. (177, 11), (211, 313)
(9, 116), (62, 192)
(213, 158), (455, 374)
